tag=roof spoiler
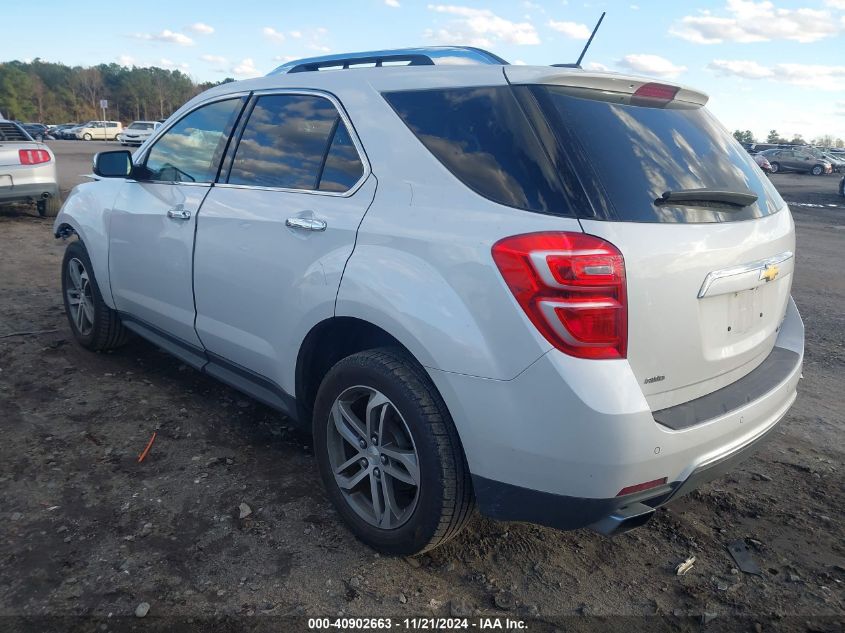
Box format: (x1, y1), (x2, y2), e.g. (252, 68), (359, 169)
(505, 66), (709, 107)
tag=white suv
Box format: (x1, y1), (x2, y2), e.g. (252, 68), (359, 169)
(53, 47), (803, 555)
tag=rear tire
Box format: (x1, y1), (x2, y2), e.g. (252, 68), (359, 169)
(770, 162), (780, 174)
(313, 348), (474, 555)
(61, 240), (129, 351)
(37, 196), (61, 218)
(811, 165), (823, 176)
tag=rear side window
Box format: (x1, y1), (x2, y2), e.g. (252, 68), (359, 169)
(319, 123), (364, 192)
(383, 87), (573, 216)
(531, 86), (784, 223)
(228, 94), (363, 192)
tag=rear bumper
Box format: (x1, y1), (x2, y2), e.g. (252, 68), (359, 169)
(429, 296), (803, 533)
(0, 180), (59, 204)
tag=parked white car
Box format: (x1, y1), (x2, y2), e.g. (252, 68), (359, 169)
(0, 120), (60, 216)
(52, 47), (803, 554)
(73, 121), (123, 141)
(118, 121), (161, 146)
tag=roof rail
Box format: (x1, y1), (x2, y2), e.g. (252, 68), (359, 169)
(268, 46), (509, 75)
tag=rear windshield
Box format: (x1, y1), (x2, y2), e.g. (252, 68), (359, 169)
(0, 122), (32, 142)
(129, 122), (154, 130)
(531, 85), (784, 223)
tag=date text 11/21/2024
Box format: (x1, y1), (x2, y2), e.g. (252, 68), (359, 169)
(307, 617), (528, 630)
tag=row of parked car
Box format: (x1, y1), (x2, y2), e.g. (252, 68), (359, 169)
(17, 120), (163, 145)
(748, 144), (845, 175)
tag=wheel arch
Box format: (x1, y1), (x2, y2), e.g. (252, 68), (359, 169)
(295, 316), (423, 425)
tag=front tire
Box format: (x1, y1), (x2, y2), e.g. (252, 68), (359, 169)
(313, 348), (474, 555)
(811, 165), (823, 176)
(83, 133), (92, 141)
(61, 240), (129, 351)
(770, 162), (780, 173)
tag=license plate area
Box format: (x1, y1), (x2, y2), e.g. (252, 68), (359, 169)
(727, 287), (762, 335)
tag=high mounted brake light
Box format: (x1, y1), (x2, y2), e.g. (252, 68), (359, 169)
(632, 83), (679, 107)
(492, 232), (627, 360)
(19, 149), (51, 165)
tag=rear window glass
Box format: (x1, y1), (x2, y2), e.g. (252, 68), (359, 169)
(229, 94), (340, 191)
(383, 87), (573, 216)
(531, 86), (784, 223)
(0, 122), (32, 142)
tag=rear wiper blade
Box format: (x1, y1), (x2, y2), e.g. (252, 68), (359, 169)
(655, 188), (758, 208)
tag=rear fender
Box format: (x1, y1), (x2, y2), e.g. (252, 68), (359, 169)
(335, 244), (550, 380)
(52, 180), (124, 309)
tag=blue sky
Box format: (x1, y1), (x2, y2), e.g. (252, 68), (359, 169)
(2, 0), (844, 140)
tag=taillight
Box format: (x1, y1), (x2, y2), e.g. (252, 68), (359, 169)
(631, 82), (679, 107)
(19, 149), (51, 165)
(492, 232), (627, 360)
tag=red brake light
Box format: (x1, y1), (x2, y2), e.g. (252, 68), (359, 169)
(492, 232), (627, 360)
(18, 149), (51, 165)
(617, 477), (667, 497)
(631, 82), (679, 107)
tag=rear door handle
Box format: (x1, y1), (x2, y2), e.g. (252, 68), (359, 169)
(167, 206), (191, 220)
(286, 217), (327, 232)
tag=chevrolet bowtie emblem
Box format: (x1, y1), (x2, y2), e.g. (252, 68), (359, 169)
(760, 264), (780, 282)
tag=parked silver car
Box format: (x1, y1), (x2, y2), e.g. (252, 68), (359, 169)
(0, 120), (60, 216)
(760, 148), (832, 175)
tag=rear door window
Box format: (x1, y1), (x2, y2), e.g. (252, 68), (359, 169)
(383, 87), (574, 216)
(531, 85), (785, 223)
(227, 94), (363, 192)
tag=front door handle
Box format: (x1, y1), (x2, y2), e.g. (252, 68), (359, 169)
(167, 206), (191, 220)
(286, 217), (327, 232)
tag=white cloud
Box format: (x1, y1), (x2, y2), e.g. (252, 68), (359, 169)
(232, 58), (262, 78)
(586, 61), (609, 71)
(117, 55), (135, 66)
(201, 54), (227, 64)
(547, 19), (590, 39)
(426, 4), (541, 45)
(262, 27), (285, 42)
(630, 4), (640, 9)
(187, 22), (214, 35)
(708, 59), (774, 79)
(670, 0), (843, 44)
(835, 101), (845, 116)
(707, 59), (845, 91)
(159, 58), (189, 71)
(385, 0), (400, 6)
(289, 30), (302, 38)
(825, 0), (845, 8)
(133, 29), (194, 46)
(617, 54), (687, 78)
(774, 63), (845, 91)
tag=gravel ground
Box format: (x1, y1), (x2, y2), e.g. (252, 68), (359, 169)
(0, 145), (843, 632)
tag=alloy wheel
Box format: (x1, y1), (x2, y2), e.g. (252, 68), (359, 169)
(65, 257), (95, 336)
(326, 386), (420, 529)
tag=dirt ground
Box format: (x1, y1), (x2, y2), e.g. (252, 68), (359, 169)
(1, 145), (843, 632)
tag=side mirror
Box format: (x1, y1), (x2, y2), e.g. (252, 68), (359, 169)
(93, 150), (132, 178)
